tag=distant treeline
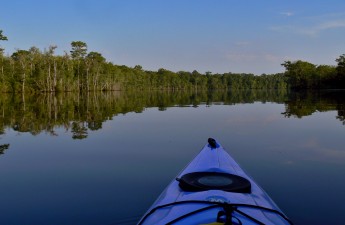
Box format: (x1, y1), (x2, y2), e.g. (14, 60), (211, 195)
(0, 42), (287, 92)
(0, 30), (344, 92)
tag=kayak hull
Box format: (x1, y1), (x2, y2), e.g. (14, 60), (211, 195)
(138, 139), (292, 225)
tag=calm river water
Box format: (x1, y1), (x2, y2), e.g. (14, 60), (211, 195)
(0, 90), (344, 225)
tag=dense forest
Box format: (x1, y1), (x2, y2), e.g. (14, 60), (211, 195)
(0, 30), (344, 92)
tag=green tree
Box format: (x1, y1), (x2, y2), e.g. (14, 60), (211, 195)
(85, 51), (105, 91)
(0, 30), (8, 79)
(336, 54), (345, 88)
(70, 41), (87, 59)
(134, 65), (143, 71)
(27, 46), (44, 90)
(70, 41), (88, 90)
(0, 30), (8, 50)
(316, 65), (337, 88)
(281, 60), (317, 89)
(44, 45), (58, 91)
(11, 50), (30, 92)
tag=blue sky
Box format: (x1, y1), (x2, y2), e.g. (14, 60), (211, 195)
(1, 0), (345, 74)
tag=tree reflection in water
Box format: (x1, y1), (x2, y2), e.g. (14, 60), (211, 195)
(0, 90), (344, 139)
(0, 144), (9, 154)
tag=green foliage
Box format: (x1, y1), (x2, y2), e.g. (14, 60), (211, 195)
(70, 41), (87, 59)
(281, 60), (317, 89)
(0, 30), (8, 41)
(336, 54), (345, 88)
(281, 60), (340, 89)
(0, 30), (8, 53)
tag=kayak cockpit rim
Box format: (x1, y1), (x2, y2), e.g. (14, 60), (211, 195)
(176, 171), (252, 193)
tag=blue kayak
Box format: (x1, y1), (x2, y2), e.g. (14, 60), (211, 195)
(138, 138), (293, 225)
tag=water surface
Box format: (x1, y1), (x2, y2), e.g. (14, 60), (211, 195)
(0, 90), (344, 225)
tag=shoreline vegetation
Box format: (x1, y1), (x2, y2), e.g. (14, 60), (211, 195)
(0, 30), (344, 93)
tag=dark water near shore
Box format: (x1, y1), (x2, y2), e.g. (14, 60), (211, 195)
(0, 90), (345, 225)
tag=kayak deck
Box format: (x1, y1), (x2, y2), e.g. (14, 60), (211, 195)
(138, 138), (293, 225)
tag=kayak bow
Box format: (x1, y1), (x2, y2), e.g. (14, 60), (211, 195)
(138, 138), (293, 225)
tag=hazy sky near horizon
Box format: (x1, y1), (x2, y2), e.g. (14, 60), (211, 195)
(1, 0), (345, 74)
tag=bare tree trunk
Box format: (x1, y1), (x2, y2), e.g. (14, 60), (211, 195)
(47, 62), (51, 92)
(30, 62), (33, 77)
(1, 56), (3, 80)
(86, 67), (89, 92)
(77, 60), (80, 91)
(53, 60), (57, 91)
(21, 61), (26, 93)
(22, 72), (25, 93)
(22, 91), (25, 112)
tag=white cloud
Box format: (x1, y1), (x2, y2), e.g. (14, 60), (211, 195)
(270, 21), (345, 37)
(303, 20), (345, 36)
(225, 52), (287, 63)
(302, 138), (345, 163)
(280, 12), (294, 17)
(235, 41), (251, 47)
(269, 16), (345, 37)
